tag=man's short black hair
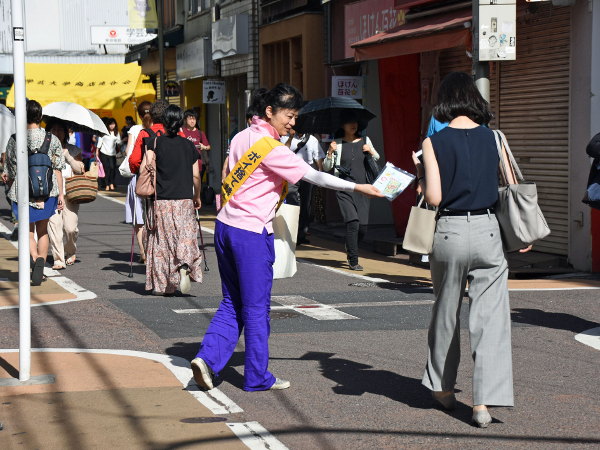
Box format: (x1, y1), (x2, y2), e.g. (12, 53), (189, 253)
(26, 100), (43, 124)
(183, 109), (198, 121)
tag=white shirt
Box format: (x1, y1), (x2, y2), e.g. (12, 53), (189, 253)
(127, 125), (144, 156)
(280, 134), (324, 166)
(61, 143), (82, 191)
(98, 132), (122, 156)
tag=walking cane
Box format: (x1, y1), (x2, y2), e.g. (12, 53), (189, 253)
(128, 195), (137, 278)
(195, 210), (209, 272)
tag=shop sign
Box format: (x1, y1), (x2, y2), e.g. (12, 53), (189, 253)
(203, 80), (226, 104)
(91, 27), (156, 45)
(344, 0), (406, 59)
(212, 14), (250, 60)
(165, 81), (180, 97)
(332, 76), (363, 99)
(176, 38), (216, 81)
(128, 0), (158, 29)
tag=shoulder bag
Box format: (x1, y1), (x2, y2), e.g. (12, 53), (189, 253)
(362, 137), (381, 184)
(402, 195), (438, 255)
(493, 130), (551, 252)
(135, 136), (159, 232)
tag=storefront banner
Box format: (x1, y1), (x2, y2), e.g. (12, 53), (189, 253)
(128, 0), (158, 29)
(332, 76), (363, 99)
(91, 27), (156, 45)
(176, 38), (216, 81)
(212, 14), (250, 60)
(203, 80), (226, 104)
(345, 0), (406, 59)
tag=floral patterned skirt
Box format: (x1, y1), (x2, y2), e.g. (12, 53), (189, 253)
(144, 199), (203, 293)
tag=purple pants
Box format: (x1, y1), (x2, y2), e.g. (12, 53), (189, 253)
(196, 220), (276, 391)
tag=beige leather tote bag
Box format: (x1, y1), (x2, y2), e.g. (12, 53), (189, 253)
(402, 196), (438, 255)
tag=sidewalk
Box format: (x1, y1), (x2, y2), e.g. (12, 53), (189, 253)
(0, 350), (247, 449)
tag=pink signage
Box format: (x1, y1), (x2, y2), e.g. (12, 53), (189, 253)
(345, 0), (406, 59)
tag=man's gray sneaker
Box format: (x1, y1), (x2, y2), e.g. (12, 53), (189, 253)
(191, 357), (214, 390)
(269, 378), (290, 390)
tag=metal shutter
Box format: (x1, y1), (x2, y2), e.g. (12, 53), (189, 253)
(497, 5), (571, 255)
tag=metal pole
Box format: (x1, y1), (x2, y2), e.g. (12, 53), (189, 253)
(156, 0), (165, 100)
(11, 0), (31, 382)
(472, 0), (490, 102)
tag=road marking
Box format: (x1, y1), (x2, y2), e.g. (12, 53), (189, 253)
(173, 297), (435, 320)
(0, 348), (243, 414)
(575, 327), (600, 351)
(98, 193), (216, 235)
(297, 258), (390, 283)
(227, 422), (289, 450)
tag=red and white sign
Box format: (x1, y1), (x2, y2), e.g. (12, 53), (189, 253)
(90, 26), (156, 45)
(344, 0), (406, 59)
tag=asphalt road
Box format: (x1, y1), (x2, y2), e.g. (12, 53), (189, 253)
(1, 192), (599, 449)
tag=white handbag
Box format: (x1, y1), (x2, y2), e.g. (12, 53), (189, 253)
(402, 196), (438, 255)
(273, 204), (300, 279)
(118, 146), (134, 178)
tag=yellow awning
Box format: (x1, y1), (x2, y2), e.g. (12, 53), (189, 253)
(6, 63), (155, 109)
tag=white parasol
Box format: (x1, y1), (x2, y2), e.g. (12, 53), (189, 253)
(42, 102), (109, 136)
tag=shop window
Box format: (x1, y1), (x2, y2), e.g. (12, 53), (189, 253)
(188, 0), (211, 16)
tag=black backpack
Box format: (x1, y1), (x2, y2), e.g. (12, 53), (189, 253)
(142, 128), (164, 153)
(19, 131), (54, 201)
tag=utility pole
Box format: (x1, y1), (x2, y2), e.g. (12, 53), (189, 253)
(11, 0), (31, 382)
(157, 0), (165, 100)
(472, 0), (490, 102)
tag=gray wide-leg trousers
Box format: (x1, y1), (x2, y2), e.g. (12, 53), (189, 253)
(422, 213), (514, 407)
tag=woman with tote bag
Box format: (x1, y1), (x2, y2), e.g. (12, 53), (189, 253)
(412, 72), (531, 428)
(191, 84), (382, 393)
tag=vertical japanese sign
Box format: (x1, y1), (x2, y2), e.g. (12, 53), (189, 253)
(128, 0), (158, 29)
(345, 0), (406, 59)
(332, 76), (363, 99)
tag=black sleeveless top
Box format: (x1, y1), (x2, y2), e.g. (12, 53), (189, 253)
(429, 126), (499, 211)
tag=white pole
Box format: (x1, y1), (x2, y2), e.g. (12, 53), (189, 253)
(11, 0), (31, 382)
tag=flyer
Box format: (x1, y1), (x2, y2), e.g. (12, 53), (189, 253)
(372, 162), (415, 201)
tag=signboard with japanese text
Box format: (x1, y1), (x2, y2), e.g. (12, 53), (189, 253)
(176, 38), (216, 80)
(332, 76), (363, 99)
(344, 0), (406, 59)
(203, 80), (226, 104)
(91, 27), (156, 45)
(128, 0), (158, 29)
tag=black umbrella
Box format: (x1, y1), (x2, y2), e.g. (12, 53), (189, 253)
(294, 97), (377, 135)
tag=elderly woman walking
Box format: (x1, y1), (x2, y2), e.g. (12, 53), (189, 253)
(4, 100), (65, 285)
(140, 105), (203, 295)
(46, 118), (85, 269)
(413, 72), (529, 428)
(191, 84), (382, 392)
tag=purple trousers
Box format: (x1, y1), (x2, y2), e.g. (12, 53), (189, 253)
(196, 220), (276, 391)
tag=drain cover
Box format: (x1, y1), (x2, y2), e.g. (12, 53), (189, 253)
(349, 282), (378, 288)
(180, 417), (228, 424)
(270, 311), (301, 320)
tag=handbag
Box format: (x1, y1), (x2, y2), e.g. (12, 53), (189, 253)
(273, 204), (300, 279)
(402, 196), (438, 255)
(362, 137), (381, 184)
(65, 174), (98, 204)
(201, 185), (215, 206)
(493, 130), (551, 252)
(582, 158), (600, 210)
(115, 150), (125, 167)
(118, 151), (133, 178)
(96, 156), (105, 178)
(135, 149), (156, 199)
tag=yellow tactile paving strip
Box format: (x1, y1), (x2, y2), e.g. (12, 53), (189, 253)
(0, 239), (76, 307)
(0, 352), (246, 450)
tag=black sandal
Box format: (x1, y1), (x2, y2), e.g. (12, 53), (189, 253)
(31, 257), (44, 286)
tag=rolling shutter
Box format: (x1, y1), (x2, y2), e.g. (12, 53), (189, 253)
(497, 5), (570, 255)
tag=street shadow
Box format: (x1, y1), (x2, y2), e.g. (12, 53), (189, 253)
(165, 342), (245, 390)
(511, 309), (600, 334)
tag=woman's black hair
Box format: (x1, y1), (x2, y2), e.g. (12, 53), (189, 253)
(432, 72), (494, 126)
(333, 110), (364, 139)
(183, 109), (198, 121)
(162, 105), (184, 136)
(250, 83), (303, 119)
(149, 99), (169, 125)
(26, 100), (43, 124)
(245, 105), (258, 121)
(45, 117), (69, 143)
(107, 118), (119, 136)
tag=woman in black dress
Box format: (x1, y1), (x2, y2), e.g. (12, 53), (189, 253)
(323, 112), (380, 270)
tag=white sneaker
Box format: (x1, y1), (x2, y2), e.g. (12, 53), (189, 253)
(191, 357), (214, 390)
(269, 378), (290, 390)
(179, 264), (191, 294)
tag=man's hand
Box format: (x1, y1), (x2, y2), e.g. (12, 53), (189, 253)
(57, 194), (65, 211)
(193, 195), (202, 210)
(354, 184), (384, 198)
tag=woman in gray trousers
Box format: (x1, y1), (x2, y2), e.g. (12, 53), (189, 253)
(412, 72), (531, 428)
